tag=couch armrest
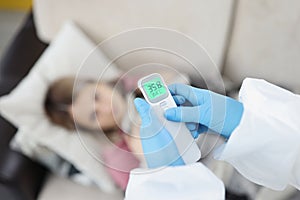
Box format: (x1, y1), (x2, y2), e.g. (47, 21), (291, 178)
(0, 12), (48, 82)
(0, 148), (48, 200)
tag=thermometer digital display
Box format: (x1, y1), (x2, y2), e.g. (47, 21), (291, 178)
(142, 77), (168, 102)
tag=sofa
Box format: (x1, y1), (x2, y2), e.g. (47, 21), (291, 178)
(1, 0), (300, 199)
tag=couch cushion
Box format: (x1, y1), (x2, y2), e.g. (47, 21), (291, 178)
(224, 0), (300, 93)
(33, 0), (234, 78)
(37, 175), (123, 200)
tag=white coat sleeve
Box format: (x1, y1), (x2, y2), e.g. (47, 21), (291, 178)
(125, 163), (225, 200)
(215, 78), (300, 191)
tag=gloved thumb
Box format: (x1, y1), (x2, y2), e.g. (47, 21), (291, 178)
(134, 98), (151, 127)
(164, 106), (202, 124)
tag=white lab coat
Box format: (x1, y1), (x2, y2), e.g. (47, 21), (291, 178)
(125, 78), (300, 200)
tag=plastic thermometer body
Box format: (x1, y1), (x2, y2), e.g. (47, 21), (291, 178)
(138, 73), (201, 164)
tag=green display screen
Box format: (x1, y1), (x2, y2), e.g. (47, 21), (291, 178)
(142, 77), (167, 100)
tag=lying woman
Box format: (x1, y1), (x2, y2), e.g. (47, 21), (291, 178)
(44, 73), (187, 190)
(44, 76), (141, 190)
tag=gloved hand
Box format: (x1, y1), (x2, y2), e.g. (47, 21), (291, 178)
(164, 84), (244, 139)
(134, 98), (185, 168)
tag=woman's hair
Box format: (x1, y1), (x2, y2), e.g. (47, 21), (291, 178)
(44, 76), (142, 131)
(44, 77), (76, 130)
(44, 76), (118, 131)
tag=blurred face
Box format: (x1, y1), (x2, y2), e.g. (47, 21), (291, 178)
(70, 82), (126, 131)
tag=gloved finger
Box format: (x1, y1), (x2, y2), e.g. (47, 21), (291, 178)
(186, 122), (197, 131)
(186, 123), (207, 133)
(134, 98), (151, 127)
(164, 106), (202, 123)
(172, 95), (185, 105)
(168, 84), (206, 105)
(190, 124), (208, 138)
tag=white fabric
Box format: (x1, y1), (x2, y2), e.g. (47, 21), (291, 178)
(0, 21), (121, 192)
(125, 78), (300, 198)
(216, 78), (300, 190)
(125, 163), (225, 200)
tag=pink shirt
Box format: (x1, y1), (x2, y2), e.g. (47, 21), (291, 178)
(102, 134), (140, 190)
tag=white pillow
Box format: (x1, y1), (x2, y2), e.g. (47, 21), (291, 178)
(0, 21), (121, 193)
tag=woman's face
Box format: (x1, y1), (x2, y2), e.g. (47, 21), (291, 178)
(70, 82), (126, 131)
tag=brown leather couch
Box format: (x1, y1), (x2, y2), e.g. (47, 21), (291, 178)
(0, 12), (48, 200)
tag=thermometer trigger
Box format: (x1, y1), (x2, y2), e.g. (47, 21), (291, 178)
(160, 101), (169, 110)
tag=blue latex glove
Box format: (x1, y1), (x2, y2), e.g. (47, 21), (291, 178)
(165, 84), (244, 139)
(134, 98), (185, 168)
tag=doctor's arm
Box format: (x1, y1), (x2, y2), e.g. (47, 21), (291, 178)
(215, 78), (300, 191)
(166, 78), (300, 191)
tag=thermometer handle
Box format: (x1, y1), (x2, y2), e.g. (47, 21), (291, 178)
(153, 98), (201, 164)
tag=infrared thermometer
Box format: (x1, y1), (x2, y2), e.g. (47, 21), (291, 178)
(138, 73), (201, 164)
